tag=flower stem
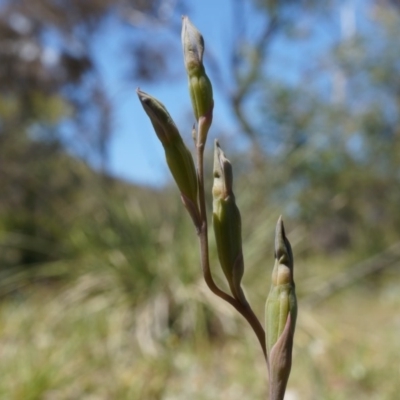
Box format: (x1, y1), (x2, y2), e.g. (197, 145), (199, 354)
(195, 130), (267, 362)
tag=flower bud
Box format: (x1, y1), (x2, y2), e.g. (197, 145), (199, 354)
(212, 140), (245, 303)
(181, 16), (213, 144)
(265, 217), (297, 400)
(137, 89), (200, 226)
(136, 89), (180, 146)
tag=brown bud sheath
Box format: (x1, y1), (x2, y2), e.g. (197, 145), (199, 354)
(265, 217), (297, 400)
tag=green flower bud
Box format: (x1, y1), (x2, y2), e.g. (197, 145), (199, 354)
(181, 16), (213, 144)
(136, 88), (180, 146)
(212, 140), (245, 303)
(265, 217), (297, 400)
(137, 89), (200, 226)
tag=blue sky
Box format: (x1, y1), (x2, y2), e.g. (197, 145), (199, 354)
(93, 0), (239, 187)
(93, 0), (360, 187)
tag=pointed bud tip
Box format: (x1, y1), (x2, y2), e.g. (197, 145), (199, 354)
(181, 15), (204, 57)
(275, 215), (284, 242)
(136, 89), (182, 146)
(136, 87), (143, 99)
(214, 139), (222, 155)
(213, 140), (222, 180)
(275, 216), (293, 268)
(136, 88), (151, 106)
(214, 140), (224, 167)
(213, 140), (233, 198)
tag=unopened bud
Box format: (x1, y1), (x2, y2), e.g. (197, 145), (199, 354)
(212, 140), (245, 303)
(181, 16), (213, 144)
(265, 217), (297, 400)
(137, 89), (200, 226)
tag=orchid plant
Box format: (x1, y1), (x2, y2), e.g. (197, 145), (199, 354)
(137, 16), (297, 400)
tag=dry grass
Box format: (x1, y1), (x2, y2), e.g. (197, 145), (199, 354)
(0, 265), (399, 400)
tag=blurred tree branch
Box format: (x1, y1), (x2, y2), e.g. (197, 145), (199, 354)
(0, 0), (183, 271)
(224, 1), (400, 256)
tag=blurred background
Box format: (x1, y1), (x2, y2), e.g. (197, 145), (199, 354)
(1, 0), (399, 399)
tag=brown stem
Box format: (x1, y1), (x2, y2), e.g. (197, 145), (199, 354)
(198, 221), (267, 360)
